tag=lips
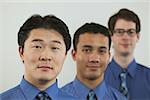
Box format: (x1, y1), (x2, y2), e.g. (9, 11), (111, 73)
(87, 64), (100, 68)
(38, 64), (53, 69)
(121, 44), (130, 48)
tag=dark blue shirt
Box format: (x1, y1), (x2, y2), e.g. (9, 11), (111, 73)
(61, 78), (126, 100)
(0, 78), (76, 100)
(105, 58), (150, 100)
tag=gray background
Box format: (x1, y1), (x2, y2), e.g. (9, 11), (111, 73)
(0, 1), (149, 93)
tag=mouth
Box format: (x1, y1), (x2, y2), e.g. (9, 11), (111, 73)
(121, 44), (130, 48)
(87, 64), (100, 69)
(37, 64), (53, 70)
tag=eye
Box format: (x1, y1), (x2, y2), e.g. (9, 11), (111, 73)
(82, 48), (91, 53)
(99, 49), (107, 54)
(115, 29), (124, 34)
(51, 47), (60, 52)
(52, 47), (60, 50)
(33, 45), (42, 49)
(128, 29), (136, 35)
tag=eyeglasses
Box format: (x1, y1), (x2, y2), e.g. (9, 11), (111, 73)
(113, 29), (137, 37)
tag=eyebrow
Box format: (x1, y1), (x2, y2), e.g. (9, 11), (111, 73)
(115, 28), (136, 30)
(32, 39), (43, 42)
(82, 45), (107, 49)
(99, 46), (107, 49)
(32, 39), (62, 44)
(82, 45), (92, 48)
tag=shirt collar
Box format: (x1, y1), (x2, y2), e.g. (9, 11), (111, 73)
(20, 78), (59, 100)
(73, 78), (108, 99)
(127, 59), (137, 78)
(110, 58), (137, 78)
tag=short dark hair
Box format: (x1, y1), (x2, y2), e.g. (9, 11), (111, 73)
(18, 14), (71, 53)
(108, 8), (141, 35)
(73, 22), (111, 51)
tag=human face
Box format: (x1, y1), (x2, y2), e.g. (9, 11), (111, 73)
(72, 33), (110, 82)
(19, 28), (66, 85)
(112, 19), (140, 56)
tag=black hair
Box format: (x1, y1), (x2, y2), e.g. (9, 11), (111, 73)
(18, 14), (71, 53)
(73, 22), (111, 51)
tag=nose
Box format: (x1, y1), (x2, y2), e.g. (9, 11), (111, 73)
(88, 51), (100, 63)
(39, 48), (52, 61)
(122, 32), (130, 39)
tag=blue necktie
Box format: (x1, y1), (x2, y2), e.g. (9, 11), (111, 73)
(36, 91), (51, 100)
(119, 70), (129, 98)
(87, 90), (97, 100)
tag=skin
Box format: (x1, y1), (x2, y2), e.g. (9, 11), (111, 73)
(112, 19), (140, 68)
(72, 33), (110, 89)
(19, 28), (66, 90)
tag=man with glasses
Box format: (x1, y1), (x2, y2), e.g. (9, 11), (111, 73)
(104, 8), (150, 100)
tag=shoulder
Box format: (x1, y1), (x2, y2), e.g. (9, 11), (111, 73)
(58, 88), (77, 100)
(108, 86), (127, 100)
(61, 81), (78, 98)
(104, 62), (114, 79)
(136, 63), (150, 76)
(137, 63), (150, 82)
(105, 61), (114, 73)
(137, 63), (150, 71)
(61, 81), (74, 93)
(0, 85), (23, 100)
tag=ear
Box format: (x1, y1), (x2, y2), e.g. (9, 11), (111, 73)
(108, 51), (111, 60)
(71, 49), (77, 61)
(136, 33), (140, 42)
(111, 35), (114, 41)
(111, 35), (114, 48)
(19, 46), (24, 62)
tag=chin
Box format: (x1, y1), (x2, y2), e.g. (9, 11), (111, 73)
(37, 78), (51, 84)
(86, 74), (100, 80)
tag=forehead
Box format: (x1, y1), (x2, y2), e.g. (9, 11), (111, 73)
(26, 28), (64, 44)
(78, 33), (109, 48)
(115, 19), (136, 29)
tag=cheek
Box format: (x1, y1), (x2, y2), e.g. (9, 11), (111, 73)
(24, 51), (39, 63)
(55, 54), (66, 67)
(76, 54), (86, 63)
(101, 55), (110, 64)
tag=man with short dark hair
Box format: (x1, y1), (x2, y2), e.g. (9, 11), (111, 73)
(105, 8), (150, 100)
(62, 22), (126, 100)
(0, 14), (76, 100)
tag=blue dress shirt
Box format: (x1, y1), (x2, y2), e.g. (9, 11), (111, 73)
(105, 58), (150, 100)
(0, 78), (76, 100)
(61, 78), (126, 100)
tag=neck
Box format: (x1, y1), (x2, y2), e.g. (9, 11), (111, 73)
(77, 74), (104, 89)
(24, 75), (56, 91)
(113, 52), (134, 69)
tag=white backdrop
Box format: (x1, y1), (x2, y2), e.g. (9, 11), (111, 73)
(0, 1), (149, 93)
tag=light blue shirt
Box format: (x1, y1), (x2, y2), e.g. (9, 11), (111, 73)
(105, 58), (150, 100)
(0, 78), (76, 100)
(61, 78), (127, 100)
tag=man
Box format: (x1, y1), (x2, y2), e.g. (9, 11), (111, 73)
(61, 23), (126, 100)
(105, 8), (150, 100)
(0, 14), (76, 100)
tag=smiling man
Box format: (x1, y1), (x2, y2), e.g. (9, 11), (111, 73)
(61, 22), (126, 100)
(0, 14), (76, 100)
(104, 8), (150, 100)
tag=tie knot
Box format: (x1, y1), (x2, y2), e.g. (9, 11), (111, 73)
(87, 90), (97, 100)
(89, 90), (95, 97)
(120, 70), (127, 79)
(36, 91), (51, 100)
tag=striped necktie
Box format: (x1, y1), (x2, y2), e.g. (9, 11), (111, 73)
(87, 90), (97, 100)
(36, 91), (51, 100)
(119, 70), (129, 98)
